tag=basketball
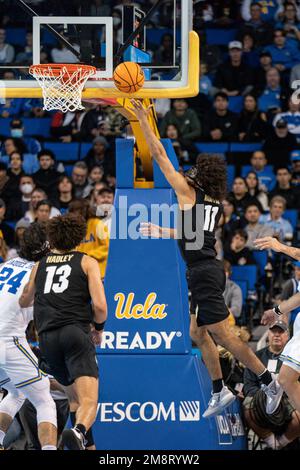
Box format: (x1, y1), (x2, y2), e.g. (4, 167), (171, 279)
(113, 62), (145, 93)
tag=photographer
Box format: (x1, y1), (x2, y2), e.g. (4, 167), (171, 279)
(243, 321), (300, 449)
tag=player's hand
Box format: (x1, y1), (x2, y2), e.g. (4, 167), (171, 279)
(139, 222), (162, 238)
(91, 328), (103, 346)
(254, 236), (282, 252)
(130, 99), (153, 120)
(261, 309), (277, 326)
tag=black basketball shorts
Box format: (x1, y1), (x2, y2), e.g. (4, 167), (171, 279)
(39, 324), (99, 386)
(187, 258), (229, 327)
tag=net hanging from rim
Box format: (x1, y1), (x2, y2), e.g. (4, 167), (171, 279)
(29, 64), (97, 113)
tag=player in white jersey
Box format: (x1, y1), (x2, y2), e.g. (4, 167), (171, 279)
(255, 236), (300, 415)
(0, 223), (57, 450)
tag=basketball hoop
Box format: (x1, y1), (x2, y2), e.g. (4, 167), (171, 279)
(29, 64), (97, 113)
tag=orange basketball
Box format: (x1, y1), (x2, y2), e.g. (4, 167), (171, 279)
(113, 62), (145, 93)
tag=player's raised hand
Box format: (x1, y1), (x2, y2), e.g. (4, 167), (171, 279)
(254, 236), (282, 252)
(130, 99), (153, 120)
(261, 309), (277, 326)
(139, 222), (162, 238)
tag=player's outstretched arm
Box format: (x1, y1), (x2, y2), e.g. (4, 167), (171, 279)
(139, 222), (177, 239)
(19, 263), (39, 308)
(262, 292), (300, 325)
(254, 236), (300, 260)
(84, 256), (107, 324)
(130, 99), (194, 201)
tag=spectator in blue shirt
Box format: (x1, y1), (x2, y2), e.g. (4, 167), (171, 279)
(249, 150), (276, 192)
(275, 1), (300, 46)
(265, 29), (300, 72)
(239, 2), (273, 47)
(241, 0), (282, 23)
(259, 195), (294, 241)
(0, 98), (23, 118)
(10, 118), (41, 155)
(258, 67), (287, 114)
(273, 96), (300, 142)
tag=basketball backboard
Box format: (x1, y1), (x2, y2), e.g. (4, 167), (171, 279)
(0, 0), (198, 99)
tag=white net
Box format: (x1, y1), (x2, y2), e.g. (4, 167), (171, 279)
(29, 64), (96, 113)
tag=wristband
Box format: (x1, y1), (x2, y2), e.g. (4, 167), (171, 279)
(273, 305), (283, 316)
(94, 321), (105, 331)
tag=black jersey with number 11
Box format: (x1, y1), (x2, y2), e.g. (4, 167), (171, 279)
(177, 187), (222, 266)
(34, 251), (93, 335)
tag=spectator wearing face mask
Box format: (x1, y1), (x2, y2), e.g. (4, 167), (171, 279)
(9, 118), (41, 155)
(33, 150), (61, 202)
(5, 174), (35, 221)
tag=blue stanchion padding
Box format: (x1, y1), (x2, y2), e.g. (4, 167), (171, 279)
(153, 139), (179, 188)
(252, 250), (268, 279)
(284, 209), (298, 230)
(231, 265), (257, 292)
(91, 354), (246, 450)
(206, 28), (237, 46)
(195, 142), (228, 154)
(230, 143), (263, 153)
(41, 142), (80, 162)
(116, 138), (134, 188)
(102, 187), (190, 355)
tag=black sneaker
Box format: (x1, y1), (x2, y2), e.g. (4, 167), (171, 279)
(61, 428), (86, 450)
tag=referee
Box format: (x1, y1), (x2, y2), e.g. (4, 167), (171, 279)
(20, 214), (107, 450)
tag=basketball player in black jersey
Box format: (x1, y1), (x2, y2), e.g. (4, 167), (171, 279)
(131, 99), (282, 418)
(19, 214), (107, 450)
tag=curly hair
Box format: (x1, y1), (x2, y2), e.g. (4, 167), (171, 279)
(19, 222), (49, 262)
(47, 214), (86, 252)
(194, 153), (227, 201)
(68, 199), (96, 221)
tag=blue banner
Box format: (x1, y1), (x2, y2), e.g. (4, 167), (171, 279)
(93, 354), (246, 450)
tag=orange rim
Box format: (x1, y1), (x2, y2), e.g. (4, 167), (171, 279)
(29, 63), (97, 77)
